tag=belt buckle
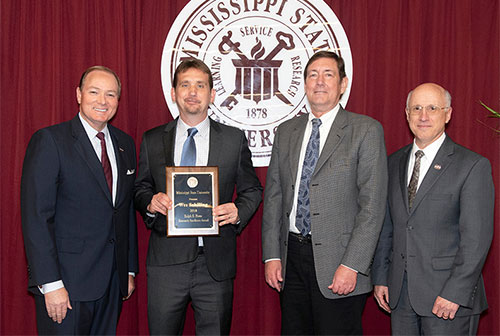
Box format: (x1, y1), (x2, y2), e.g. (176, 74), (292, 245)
(291, 232), (310, 243)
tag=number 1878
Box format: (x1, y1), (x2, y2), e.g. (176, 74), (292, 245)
(247, 108), (268, 119)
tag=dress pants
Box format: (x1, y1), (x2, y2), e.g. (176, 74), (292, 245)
(147, 251), (233, 335)
(35, 268), (122, 335)
(281, 233), (367, 335)
(391, 272), (480, 335)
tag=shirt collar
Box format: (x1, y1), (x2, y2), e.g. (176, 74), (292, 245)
(177, 115), (210, 138)
(78, 113), (110, 140)
(308, 103), (341, 128)
(411, 132), (446, 159)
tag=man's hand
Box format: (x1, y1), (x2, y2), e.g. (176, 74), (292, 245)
(432, 296), (459, 320)
(374, 285), (391, 313)
(147, 192), (172, 215)
(44, 287), (72, 324)
(123, 275), (135, 300)
(265, 260), (283, 292)
(213, 202), (239, 226)
(328, 264), (357, 295)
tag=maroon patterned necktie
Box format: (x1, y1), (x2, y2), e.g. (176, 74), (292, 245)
(96, 132), (112, 193)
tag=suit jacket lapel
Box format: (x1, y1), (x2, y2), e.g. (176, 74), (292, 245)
(110, 127), (131, 206)
(70, 116), (113, 203)
(288, 115), (307, 182)
(109, 129), (121, 204)
(410, 137), (454, 213)
(162, 119), (177, 167)
(399, 145), (412, 212)
(207, 118), (223, 166)
(313, 108), (347, 175)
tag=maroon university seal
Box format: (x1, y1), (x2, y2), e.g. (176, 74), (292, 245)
(162, 0), (352, 166)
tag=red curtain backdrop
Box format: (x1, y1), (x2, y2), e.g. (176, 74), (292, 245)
(1, 1), (498, 335)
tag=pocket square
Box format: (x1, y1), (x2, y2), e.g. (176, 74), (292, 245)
(126, 169), (135, 175)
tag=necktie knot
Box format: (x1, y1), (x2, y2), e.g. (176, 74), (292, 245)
(415, 150), (424, 159)
(311, 118), (322, 129)
(187, 127), (198, 138)
(96, 132), (105, 141)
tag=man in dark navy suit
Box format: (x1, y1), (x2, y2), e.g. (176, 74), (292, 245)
(21, 66), (138, 335)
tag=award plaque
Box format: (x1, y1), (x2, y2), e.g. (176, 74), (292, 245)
(166, 166), (219, 236)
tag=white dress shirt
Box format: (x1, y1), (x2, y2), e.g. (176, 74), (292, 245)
(407, 132), (447, 191)
(289, 105), (340, 234)
(174, 117), (210, 167)
(79, 114), (118, 204)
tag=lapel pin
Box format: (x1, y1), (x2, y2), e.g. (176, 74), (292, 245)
(119, 147), (124, 152)
(434, 164), (441, 170)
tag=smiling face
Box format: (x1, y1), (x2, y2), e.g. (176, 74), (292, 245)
(406, 83), (452, 149)
(304, 57), (348, 117)
(76, 70), (119, 131)
(171, 67), (215, 125)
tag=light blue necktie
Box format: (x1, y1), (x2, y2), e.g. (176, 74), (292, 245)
(295, 118), (322, 236)
(180, 128), (198, 166)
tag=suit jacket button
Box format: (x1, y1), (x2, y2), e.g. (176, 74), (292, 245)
(401, 253), (405, 259)
(109, 238), (115, 244)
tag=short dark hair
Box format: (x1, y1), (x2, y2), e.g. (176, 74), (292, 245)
(304, 51), (346, 81)
(79, 65), (122, 98)
(172, 58), (213, 90)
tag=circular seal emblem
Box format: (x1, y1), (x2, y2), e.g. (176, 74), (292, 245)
(187, 176), (199, 188)
(161, 0), (352, 167)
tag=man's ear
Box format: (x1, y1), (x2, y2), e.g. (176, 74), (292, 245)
(76, 87), (82, 104)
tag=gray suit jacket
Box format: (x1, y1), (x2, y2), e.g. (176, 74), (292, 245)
(135, 117), (262, 281)
(262, 108), (388, 299)
(372, 136), (495, 316)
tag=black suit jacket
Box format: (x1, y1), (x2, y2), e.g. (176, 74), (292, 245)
(134, 118), (262, 281)
(21, 115), (139, 301)
(372, 136), (494, 316)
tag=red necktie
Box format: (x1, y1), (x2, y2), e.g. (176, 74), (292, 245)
(96, 132), (113, 193)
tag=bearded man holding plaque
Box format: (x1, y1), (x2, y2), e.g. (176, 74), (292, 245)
(134, 58), (262, 335)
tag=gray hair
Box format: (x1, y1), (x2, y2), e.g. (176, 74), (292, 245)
(406, 87), (452, 108)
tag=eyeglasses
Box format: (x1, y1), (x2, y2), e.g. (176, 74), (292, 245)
(407, 105), (450, 115)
